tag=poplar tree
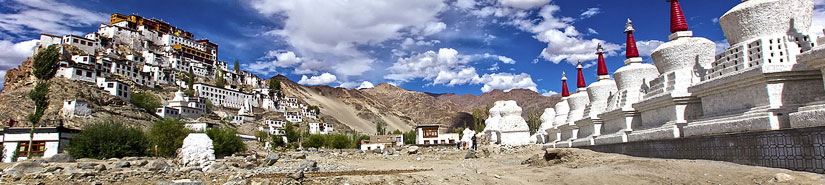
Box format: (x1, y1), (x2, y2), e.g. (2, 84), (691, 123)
(27, 45), (60, 158)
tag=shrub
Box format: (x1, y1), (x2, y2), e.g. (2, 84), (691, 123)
(206, 127), (246, 157)
(149, 118), (189, 157)
(131, 92), (161, 113)
(270, 135), (286, 150)
(68, 121), (150, 159)
(403, 129), (416, 145)
(284, 122), (300, 143)
(302, 134), (326, 148)
(351, 134), (370, 148)
(330, 134), (350, 150)
(254, 130), (269, 143)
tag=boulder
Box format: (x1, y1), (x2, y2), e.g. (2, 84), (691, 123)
(288, 171), (304, 180)
(291, 153), (306, 159)
(179, 133), (216, 168)
(264, 153), (279, 166)
(774, 173), (794, 182)
(115, 161), (131, 168)
(94, 164), (107, 172)
(145, 160), (169, 171)
(132, 159), (149, 167)
(298, 160), (318, 172)
(464, 150), (477, 159)
(46, 154), (75, 163)
(203, 162), (228, 174)
(5, 162), (44, 175)
(77, 163), (98, 169)
(407, 146), (419, 154)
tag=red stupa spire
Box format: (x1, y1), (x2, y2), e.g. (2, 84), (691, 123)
(576, 62), (586, 88)
(596, 44), (608, 76)
(668, 0), (688, 33)
(625, 19), (640, 58)
(561, 72), (570, 97)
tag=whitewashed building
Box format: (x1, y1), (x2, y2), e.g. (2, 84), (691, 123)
(96, 78), (130, 101)
(360, 135), (403, 151)
(61, 99), (92, 118)
(285, 112), (302, 123)
(1, 126), (80, 162)
(156, 90), (206, 119)
(308, 122), (333, 134)
(193, 83), (251, 109)
(415, 125), (459, 146)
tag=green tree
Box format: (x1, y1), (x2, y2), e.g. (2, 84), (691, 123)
(525, 109), (542, 134)
(302, 134), (325, 148)
(284, 122), (300, 145)
(403, 129), (416, 145)
(307, 105), (320, 114)
(375, 121), (386, 135)
(351, 133), (370, 148)
(27, 44), (60, 158)
(131, 92), (161, 113)
(233, 60), (240, 73)
(68, 121), (150, 159)
(149, 118), (189, 157)
(330, 134), (350, 151)
(254, 130), (269, 143)
(214, 70), (225, 88)
(391, 130), (402, 135)
(206, 127), (246, 157)
(269, 78), (281, 91)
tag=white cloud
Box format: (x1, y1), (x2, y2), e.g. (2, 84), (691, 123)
(250, 0), (448, 78)
(298, 73), (338, 86)
(0, 0), (107, 37)
(508, 5), (621, 66)
(488, 63), (500, 71)
(454, 0), (477, 9)
(434, 67), (480, 86)
(811, 0), (825, 37)
(580, 8), (600, 19)
(541, 89), (558, 96)
(357, 81), (375, 89)
(587, 28), (599, 35)
(244, 51), (327, 76)
(714, 39), (730, 55)
(476, 73), (538, 93)
(0, 39), (37, 70)
(635, 40), (667, 57)
(496, 55), (516, 64)
(711, 18), (719, 23)
(499, 0), (552, 9)
(385, 48), (473, 83)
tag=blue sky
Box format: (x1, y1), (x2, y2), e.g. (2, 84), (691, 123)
(1, 0), (823, 95)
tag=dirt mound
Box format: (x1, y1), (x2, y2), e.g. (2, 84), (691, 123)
(522, 148), (608, 168)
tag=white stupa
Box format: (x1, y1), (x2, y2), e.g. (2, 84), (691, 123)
(482, 101), (505, 144)
(530, 108), (556, 144)
(496, 100), (531, 146)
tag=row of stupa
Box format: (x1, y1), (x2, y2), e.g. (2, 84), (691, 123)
(528, 0), (825, 147)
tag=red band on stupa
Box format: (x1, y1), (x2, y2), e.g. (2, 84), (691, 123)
(669, 0), (688, 33)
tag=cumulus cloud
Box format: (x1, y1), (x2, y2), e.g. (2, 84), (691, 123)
(0, 0), (107, 37)
(715, 40), (730, 55)
(454, 0), (477, 9)
(509, 5), (621, 66)
(249, 0), (448, 78)
(499, 0), (552, 9)
(385, 48), (473, 84)
(811, 0), (825, 37)
(541, 90), (558, 96)
(634, 40), (667, 57)
(580, 8), (600, 19)
(476, 73), (538, 93)
(357, 81), (375, 89)
(244, 51), (327, 76)
(298, 73), (338, 86)
(0, 39), (37, 90)
(434, 67), (480, 86)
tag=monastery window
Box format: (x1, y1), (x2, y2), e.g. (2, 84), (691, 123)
(18, 141), (47, 157)
(76, 70), (82, 75)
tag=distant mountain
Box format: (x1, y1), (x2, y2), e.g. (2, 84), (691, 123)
(276, 75), (560, 133)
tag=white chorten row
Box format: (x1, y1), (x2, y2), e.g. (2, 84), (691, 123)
(535, 0), (825, 147)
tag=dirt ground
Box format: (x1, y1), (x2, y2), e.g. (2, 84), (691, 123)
(3, 145), (824, 185)
(280, 145), (825, 185)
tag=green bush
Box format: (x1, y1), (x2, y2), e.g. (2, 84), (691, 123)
(149, 118), (188, 157)
(351, 134), (370, 148)
(131, 92), (161, 113)
(303, 134), (326, 148)
(68, 121), (150, 159)
(403, 129), (416, 145)
(330, 134), (350, 150)
(254, 130), (269, 143)
(270, 135), (286, 150)
(206, 127), (246, 157)
(284, 122), (300, 143)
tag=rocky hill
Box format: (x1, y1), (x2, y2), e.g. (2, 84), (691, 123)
(432, 89), (562, 116)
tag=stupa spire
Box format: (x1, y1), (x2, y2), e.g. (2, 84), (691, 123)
(576, 61), (586, 89)
(625, 19), (640, 59)
(561, 72), (570, 97)
(596, 44), (608, 77)
(668, 0), (689, 33)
